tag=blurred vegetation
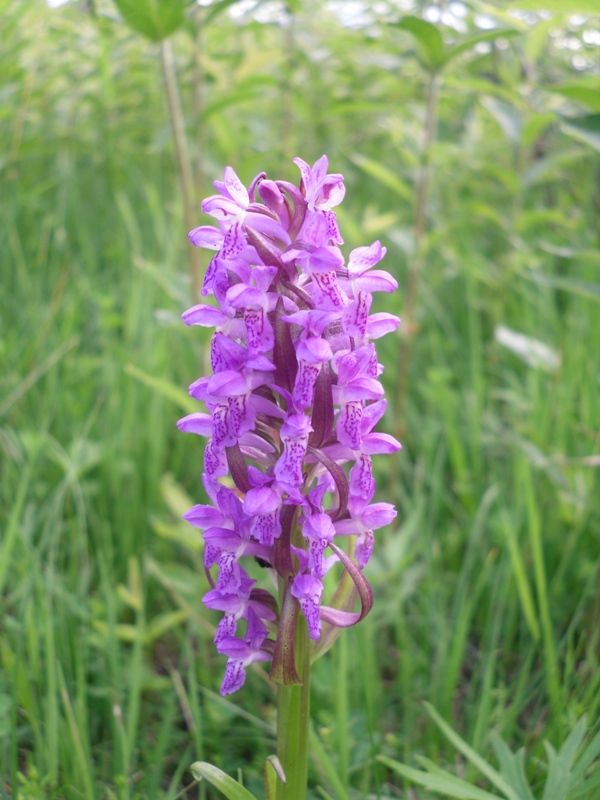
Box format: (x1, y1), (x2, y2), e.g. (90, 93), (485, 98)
(1, 0), (599, 797)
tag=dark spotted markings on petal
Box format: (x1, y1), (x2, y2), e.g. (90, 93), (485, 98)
(307, 445), (348, 521)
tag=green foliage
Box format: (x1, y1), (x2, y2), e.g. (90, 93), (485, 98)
(378, 705), (600, 800)
(1, 0), (600, 797)
(114, 0), (186, 42)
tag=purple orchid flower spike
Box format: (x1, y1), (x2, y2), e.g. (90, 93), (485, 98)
(178, 157), (400, 702)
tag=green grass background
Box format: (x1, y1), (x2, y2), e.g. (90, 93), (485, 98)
(1, 0), (599, 797)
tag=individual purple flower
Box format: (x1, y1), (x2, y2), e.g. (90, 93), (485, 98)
(179, 157), (400, 693)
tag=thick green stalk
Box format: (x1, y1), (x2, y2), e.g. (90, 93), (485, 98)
(276, 612), (311, 800)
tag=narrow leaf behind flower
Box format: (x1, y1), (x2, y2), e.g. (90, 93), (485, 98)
(423, 703), (519, 800)
(190, 762), (258, 800)
(376, 755), (502, 800)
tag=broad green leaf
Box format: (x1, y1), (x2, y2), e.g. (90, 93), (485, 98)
(515, 0), (600, 12)
(124, 363), (197, 413)
(423, 703), (521, 800)
(350, 154), (413, 202)
(490, 734), (535, 800)
(376, 755), (503, 800)
(396, 16), (445, 71)
(441, 29), (519, 68)
(550, 85), (600, 112)
(561, 114), (600, 152)
(114, 0), (185, 42)
(190, 762), (258, 800)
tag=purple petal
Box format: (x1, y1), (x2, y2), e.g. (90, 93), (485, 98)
(188, 226), (223, 249)
(227, 284), (266, 309)
(296, 336), (333, 365)
(362, 432), (402, 455)
(223, 166), (249, 209)
(245, 307), (274, 353)
(182, 304), (229, 328)
(348, 241), (386, 272)
(355, 270), (398, 293)
(366, 313), (400, 339)
(303, 513), (335, 541)
(337, 400), (363, 450)
(291, 574), (323, 640)
(292, 360), (320, 411)
(177, 412), (213, 437)
(220, 659), (247, 696)
(342, 291), (372, 339)
(362, 502), (397, 530)
(208, 370), (248, 398)
(244, 486), (280, 516)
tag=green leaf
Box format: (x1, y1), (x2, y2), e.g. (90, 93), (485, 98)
(114, 0), (186, 42)
(376, 755), (503, 800)
(422, 703), (521, 800)
(263, 755), (285, 800)
(190, 762), (259, 800)
(480, 96), (522, 143)
(542, 718), (587, 800)
(490, 734), (535, 800)
(524, 272), (600, 302)
(396, 16), (445, 71)
(124, 363), (197, 413)
(561, 114), (600, 152)
(569, 726), (600, 788)
(514, 0), (600, 12)
(441, 29), (519, 68)
(550, 85), (600, 112)
(350, 153), (413, 202)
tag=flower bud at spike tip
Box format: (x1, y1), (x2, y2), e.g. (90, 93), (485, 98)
(179, 157), (400, 695)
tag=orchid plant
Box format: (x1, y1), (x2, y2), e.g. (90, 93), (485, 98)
(179, 156), (400, 800)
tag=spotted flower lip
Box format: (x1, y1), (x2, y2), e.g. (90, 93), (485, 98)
(179, 159), (400, 695)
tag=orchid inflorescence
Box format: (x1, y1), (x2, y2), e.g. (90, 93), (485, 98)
(179, 156), (401, 695)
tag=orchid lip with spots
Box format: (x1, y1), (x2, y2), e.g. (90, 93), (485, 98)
(179, 156), (401, 697)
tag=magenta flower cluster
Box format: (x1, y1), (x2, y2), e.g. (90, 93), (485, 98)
(179, 156), (401, 695)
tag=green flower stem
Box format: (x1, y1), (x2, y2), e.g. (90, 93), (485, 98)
(276, 612), (311, 800)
